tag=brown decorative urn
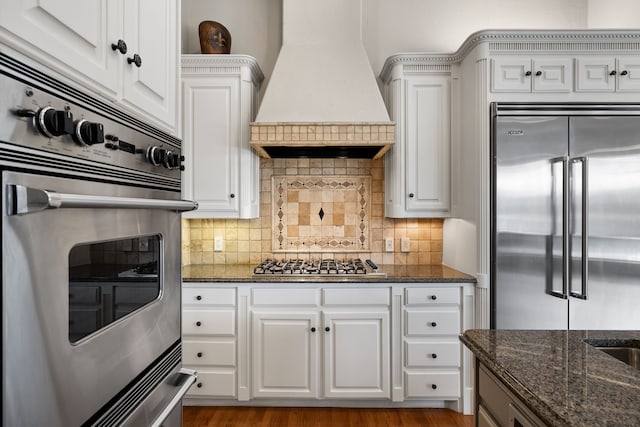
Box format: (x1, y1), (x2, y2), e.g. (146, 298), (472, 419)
(198, 21), (231, 54)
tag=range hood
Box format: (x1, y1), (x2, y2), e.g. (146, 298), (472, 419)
(250, 0), (394, 159)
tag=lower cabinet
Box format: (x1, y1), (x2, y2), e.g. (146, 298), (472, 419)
(181, 282), (473, 413)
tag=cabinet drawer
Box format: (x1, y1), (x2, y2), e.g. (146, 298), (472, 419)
(183, 287), (235, 306)
(252, 288), (319, 306)
(323, 288), (389, 305)
(183, 309), (235, 336)
(405, 341), (460, 367)
(405, 310), (460, 336)
(405, 287), (459, 305)
(183, 340), (235, 366)
(187, 370), (236, 398)
(405, 371), (460, 398)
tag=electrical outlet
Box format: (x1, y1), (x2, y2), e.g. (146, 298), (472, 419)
(401, 237), (410, 252)
(385, 238), (394, 252)
(214, 236), (224, 252)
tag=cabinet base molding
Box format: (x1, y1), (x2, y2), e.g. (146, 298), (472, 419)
(183, 399), (460, 409)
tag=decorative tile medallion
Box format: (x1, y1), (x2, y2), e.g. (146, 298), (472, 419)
(272, 175), (371, 253)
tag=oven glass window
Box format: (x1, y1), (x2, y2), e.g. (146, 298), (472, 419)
(68, 235), (161, 343)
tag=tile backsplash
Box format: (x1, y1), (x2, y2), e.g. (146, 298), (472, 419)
(182, 158), (443, 266)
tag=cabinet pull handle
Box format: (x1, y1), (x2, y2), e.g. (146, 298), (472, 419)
(127, 53), (142, 68)
(325, 327), (330, 332)
(408, 193), (414, 198)
(197, 382), (203, 388)
(431, 384), (438, 390)
(610, 70), (617, 76)
(197, 352), (203, 358)
(196, 295), (202, 301)
(524, 71), (532, 76)
(230, 193), (235, 199)
(535, 70), (542, 77)
(430, 295), (437, 300)
(310, 327), (316, 332)
(621, 70), (629, 76)
(196, 321), (202, 327)
(111, 39), (127, 54)
(430, 322), (437, 327)
(431, 353), (438, 359)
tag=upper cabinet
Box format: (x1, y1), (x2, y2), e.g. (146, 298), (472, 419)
(0, 0), (179, 134)
(380, 57), (452, 218)
(491, 58), (572, 92)
(181, 55), (264, 219)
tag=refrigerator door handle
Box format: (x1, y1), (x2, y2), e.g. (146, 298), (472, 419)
(570, 156), (589, 300)
(549, 156), (569, 299)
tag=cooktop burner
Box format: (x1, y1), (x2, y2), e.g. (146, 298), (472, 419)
(253, 258), (385, 277)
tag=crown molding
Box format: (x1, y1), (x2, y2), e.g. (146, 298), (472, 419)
(380, 29), (640, 82)
(181, 54), (264, 83)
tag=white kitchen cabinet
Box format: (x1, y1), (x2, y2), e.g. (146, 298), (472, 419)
(182, 286), (237, 399)
(575, 56), (640, 92)
(382, 66), (451, 218)
(181, 55), (263, 218)
(250, 287), (390, 400)
(0, 0), (179, 134)
(491, 58), (572, 92)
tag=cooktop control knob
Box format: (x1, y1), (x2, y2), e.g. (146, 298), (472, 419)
(35, 106), (73, 138)
(165, 151), (185, 170)
(73, 120), (105, 146)
(146, 146), (167, 167)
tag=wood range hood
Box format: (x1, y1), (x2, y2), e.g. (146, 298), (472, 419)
(250, 0), (394, 160)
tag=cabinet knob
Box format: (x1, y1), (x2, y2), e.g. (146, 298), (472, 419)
(325, 327), (330, 332)
(196, 295), (202, 301)
(111, 39), (127, 54)
(408, 193), (414, 198)
(430, 295), (437, 300)
(127, 53), (142, 68)
(197, 352), (203, 358)
(610, 70), (617, 76)
(197, 382), (203, 388)
(524, 71), (532, 76)
(430, 322), (437, 327)
(431, 384), (438, 390)
(196, 321), (202, 327)
(535, 70), (542, 77)
(230, 193), (235, 199)
(310, 327), (316, 332)
(621, 70), (629, 76)
(431, 353), (438, 359)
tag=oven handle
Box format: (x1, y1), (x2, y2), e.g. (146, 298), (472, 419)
(150, 368), (197, 427)
(7, 184), (198, 215)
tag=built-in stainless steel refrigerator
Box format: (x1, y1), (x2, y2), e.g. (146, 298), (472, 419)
(491, 103), (640, 330)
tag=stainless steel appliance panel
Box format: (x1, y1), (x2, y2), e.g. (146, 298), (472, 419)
(568, 116), (640, 329)
(494, 115), (569, 329)
(2, 171), (182, 426)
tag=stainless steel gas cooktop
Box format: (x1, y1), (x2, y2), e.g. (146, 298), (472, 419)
(253, 258), (386, 278)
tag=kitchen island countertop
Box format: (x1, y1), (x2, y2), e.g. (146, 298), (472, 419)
(460, 329), (640, 427)
(182, 263), (475, 283)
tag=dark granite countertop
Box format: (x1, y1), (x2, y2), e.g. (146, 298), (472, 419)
(460, 329), (640, 427)
(182, 263), (475, 284)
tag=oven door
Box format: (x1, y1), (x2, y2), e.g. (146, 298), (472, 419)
(2, 170), (196, 426)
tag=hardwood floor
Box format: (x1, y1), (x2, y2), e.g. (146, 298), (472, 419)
(183, 406), (474, 427)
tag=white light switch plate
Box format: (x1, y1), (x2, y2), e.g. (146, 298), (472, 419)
(400, 237), (410, 252)
(214, 236), (224, 252)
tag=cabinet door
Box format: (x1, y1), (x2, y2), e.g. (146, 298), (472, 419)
(252, 311), (319, 398)
(323, 311), (390, 398)
(575, 57), (616, 92)
(121, 0), (177, 130)
(182, 76), (240, 216)
(616, 57), (640, 92)
(405, 75), (451, 216)
(491, 58), (531, 92)
(532, 58), (571, 92)
(0, 0), (120, 96)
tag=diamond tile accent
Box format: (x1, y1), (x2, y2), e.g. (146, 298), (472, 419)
(272, 175), (371, 252)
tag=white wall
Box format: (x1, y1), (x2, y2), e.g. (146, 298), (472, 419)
(587, 0), (640, 28)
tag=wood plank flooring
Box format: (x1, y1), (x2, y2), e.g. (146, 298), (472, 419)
(183, 406), (474, 427)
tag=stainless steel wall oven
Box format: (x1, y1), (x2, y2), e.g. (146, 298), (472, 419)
(1, 50), (197, 426)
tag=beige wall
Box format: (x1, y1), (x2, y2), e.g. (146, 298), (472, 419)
(182, 159), (443, 266)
